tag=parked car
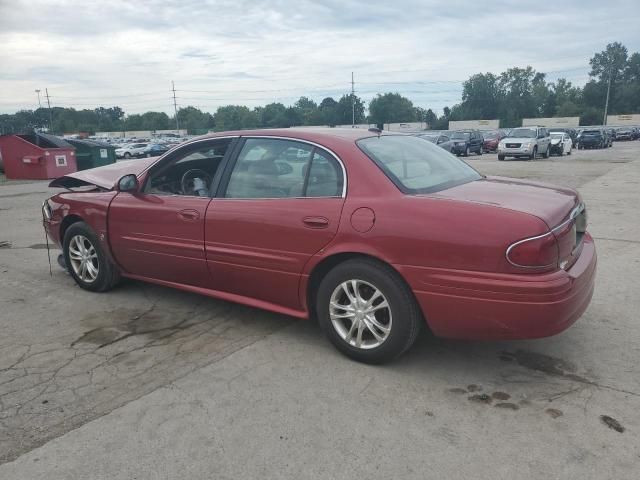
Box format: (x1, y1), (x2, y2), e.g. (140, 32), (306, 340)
(615, 127), (634, 140)
(449, 130), (483, 156)
(497, 126), (551, 160)
(549, 132), (573, 156)
(44, 129), (596, 364)
(415, 133), (455, 152)
(551, 128), (578, 147)
(115, 143), (149, 158)
(578, 129), (607, 149)
(481, 130), (507, 152)
(142, 143), (171, 158)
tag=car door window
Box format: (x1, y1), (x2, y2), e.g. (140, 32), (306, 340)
(143, 139), (232, 196)
(306, 150), (343, 197)
(224, 138), (343, 199)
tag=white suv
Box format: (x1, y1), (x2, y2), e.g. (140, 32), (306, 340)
(497, 126), (551, 160)
(115, 143), (149, 159)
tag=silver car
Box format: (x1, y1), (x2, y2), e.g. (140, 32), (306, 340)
(497, 126), (551, 160)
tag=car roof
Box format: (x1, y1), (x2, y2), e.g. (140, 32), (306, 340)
(198, 127), (387, 146)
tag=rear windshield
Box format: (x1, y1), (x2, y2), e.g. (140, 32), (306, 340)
(357, 135), (481, 194)
(583, 130), (601, 135)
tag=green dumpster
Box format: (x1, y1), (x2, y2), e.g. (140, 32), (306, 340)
(66, 139), (116, 170)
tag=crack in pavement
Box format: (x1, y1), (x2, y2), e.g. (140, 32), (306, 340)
(0, 299), (294, 465)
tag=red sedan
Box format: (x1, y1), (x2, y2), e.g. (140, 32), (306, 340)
(43, 129), (596, 363)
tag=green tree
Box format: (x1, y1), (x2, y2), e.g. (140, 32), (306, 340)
(175, 106), (214, 133)
(334, 94), (365, 125)
(214, 105), (258, 130)
(368, 93), (415, 125)
(140, 111), (170, 131)
(318, 97), (338, 126)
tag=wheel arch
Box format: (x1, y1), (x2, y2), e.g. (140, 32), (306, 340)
(304, 251), (428, 329)
(60, 213), (84, 242)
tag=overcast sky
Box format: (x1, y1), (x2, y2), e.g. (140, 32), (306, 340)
(1, 0), (639, 116)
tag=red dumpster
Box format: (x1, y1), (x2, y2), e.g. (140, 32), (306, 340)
(0, 133), (77, 180)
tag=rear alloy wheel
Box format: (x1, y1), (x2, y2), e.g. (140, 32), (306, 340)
(317, 259), (422, 364)
(124, 152), (131, 158)
(464, 146), (470, 157)
(64, 222), (120, 292)
(542, 146), (550, 158)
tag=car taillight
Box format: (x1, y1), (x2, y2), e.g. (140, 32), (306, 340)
(506, 233), (559, 270)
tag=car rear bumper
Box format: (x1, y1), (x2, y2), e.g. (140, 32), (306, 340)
(396, 234), (596, 340)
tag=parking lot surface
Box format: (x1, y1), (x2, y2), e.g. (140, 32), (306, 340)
(1, 143), (639, 479)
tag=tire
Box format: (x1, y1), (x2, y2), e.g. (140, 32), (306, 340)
(529, 147), (537, 160)
(63, 222), (120, 292)
(464, 146), (470, 157)
(567, 146), (572, 155)
(316, 259), (422, 364)
(124, 152), (131, 158)
(498, 154), (505, 161)
(477, 145), (483, 155)
(542, 145), (550, 158)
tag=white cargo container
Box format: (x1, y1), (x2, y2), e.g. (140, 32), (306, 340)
(606, 114), (640, 126)
(522, 117), (579, 128)
(384, 122), (426, 131)
(448, 119), (499, 130)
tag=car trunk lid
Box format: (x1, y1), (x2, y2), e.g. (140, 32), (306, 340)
(49, 157), (157, 190)
(431, 176), (586, 271)
(431, 176), (578, 227)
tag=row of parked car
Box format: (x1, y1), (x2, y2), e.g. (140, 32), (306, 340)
(416, 124), (639, 160)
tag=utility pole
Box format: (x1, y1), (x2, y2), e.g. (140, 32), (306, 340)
(45, 88), (53, 132)
(172, 81), (180, 131)
(351, 72), (355, 127)
(603, 66), (612, 126)
(35, 89), (42, 109)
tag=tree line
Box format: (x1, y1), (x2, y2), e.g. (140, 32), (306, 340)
(1, 42), (638, 135)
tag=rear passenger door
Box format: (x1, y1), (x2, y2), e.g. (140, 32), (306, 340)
(204, 137), (346, 311)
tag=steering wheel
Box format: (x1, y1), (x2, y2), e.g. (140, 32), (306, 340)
(181, 169), (212, 196)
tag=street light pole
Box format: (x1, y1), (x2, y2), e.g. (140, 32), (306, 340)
(35, 89), (42, 109)
(603, 66), (612, 126)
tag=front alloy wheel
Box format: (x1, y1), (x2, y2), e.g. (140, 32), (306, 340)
(329, 280), (392, 349)
(68, 235), (99, 283)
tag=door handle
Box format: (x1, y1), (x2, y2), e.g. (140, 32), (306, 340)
(303, 216), (329, 228)
(178, 209), (200, 221)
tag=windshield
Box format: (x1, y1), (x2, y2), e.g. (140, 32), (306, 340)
(357, 135), (481, 194)
(583, 130), (601, 135)
(419, 135), (438, 143)
(483, 131), (499, 139)
(450, 132), (470, 140)
(550, 133), (563, 139)
(508, 128), (536, 138)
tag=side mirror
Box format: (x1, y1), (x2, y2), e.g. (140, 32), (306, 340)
(117, 174), (139, 192)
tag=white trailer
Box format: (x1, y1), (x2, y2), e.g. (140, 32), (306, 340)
(522, 117), (580, 128)
(606, 114), (640, 126)
(448, 119), (499, 130)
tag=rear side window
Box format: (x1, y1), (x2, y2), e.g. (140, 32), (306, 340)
(357, 135), (481, 194)
(224, 138), (343, 198)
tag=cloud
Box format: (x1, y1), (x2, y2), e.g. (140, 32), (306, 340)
(1, 0), (639, 115)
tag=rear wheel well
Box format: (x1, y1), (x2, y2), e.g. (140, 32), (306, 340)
(60, 214), (83, 241)
(306, 252), (426, 327)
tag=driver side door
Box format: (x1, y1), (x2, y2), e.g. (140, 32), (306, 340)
(108, 137), (236, 287)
